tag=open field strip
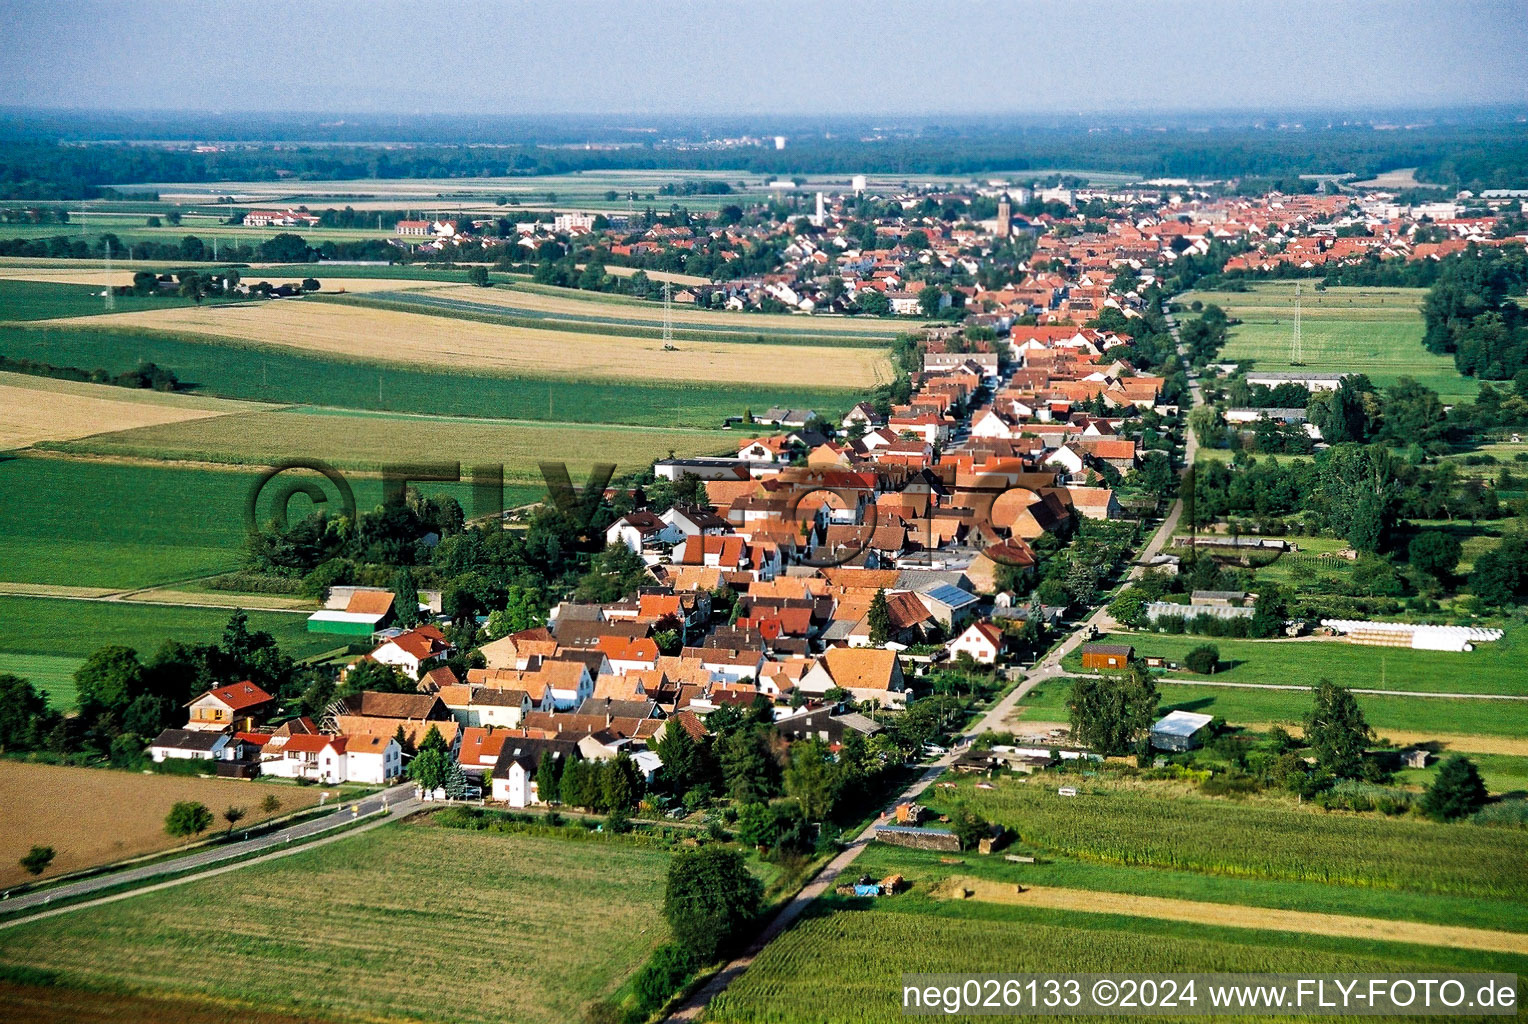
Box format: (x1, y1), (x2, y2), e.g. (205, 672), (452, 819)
(854, 843), (1528, 937)
(1182, 283), (1475, 400)
(51, 405), (735, 479)
(0, 596), (338, 662)
(0, 322), (862, 425)
(0, 455), (498, 591)
(951, 777), (1528, 898)
(929, 876), (1528, 955)
(1070, 628), (1528, 696)
(709, 901), (1528, 1024)
(1012, 678), (1528, 745)
(342, 289), (897, 345)
(0, 266), (452, 295)
(424, 281), (903, 335)
(0, 370), (259, 450)
(34, 300), (891, 386)
(0, 825), (672, 1024)
(0, 652), (83, 707)
(118, 588), (316, 611)
(0, 762), (323, 889)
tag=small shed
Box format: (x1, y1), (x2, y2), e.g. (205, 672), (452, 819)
(1080, 643), (1133, 671)
(1149, 710), (1215, 752)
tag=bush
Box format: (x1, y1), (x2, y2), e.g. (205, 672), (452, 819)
(1184, 644), (1220, 674)
(19, 845), (55, 876)
(164, 800), (213, 837)
(260, 794), (282, 814)
(630, 942), (697, 1016)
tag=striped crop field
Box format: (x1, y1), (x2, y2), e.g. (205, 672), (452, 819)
(0, 824), (673, 1024)
(34, 299), (892, 387)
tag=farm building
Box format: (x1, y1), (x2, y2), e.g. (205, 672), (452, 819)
(1149, 710), (1216, 752)
(1319, 619), (1504, 653)
(307, 588), (396, 636)
(1080, 643), (1133, 670)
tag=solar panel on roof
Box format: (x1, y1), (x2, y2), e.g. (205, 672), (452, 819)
(923, 584), (977, 607)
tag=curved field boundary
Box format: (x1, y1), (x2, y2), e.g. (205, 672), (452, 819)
(931, 876), (1528, 955)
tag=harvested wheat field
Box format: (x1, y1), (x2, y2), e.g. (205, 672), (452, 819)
(931, 876), (1528, 955)
(0, 761), (322, 888)
(0, 371), (257, 450)
(0, 266), (442, 294)
(42, 301), (891, 386)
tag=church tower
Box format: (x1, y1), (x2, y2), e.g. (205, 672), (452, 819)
(996, 192), (1012, 239)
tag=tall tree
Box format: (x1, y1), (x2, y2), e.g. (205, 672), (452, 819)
(1304, 679), (1372, 778)
(1066, 662), (1158, 756)
(663, 847), (763, 963)
(1421, 755), (1489, 821)
(867, 589), (892, 645)
(393, 568), (421, 629)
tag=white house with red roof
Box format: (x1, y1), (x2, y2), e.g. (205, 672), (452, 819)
(370, 625), (453, 680)
(261, 733), (400, 784)
(948, 621), (1005, 664)
(185, 681), (274, 732)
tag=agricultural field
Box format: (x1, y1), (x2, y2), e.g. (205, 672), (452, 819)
(948, 776), (1528, 899)
(1066, 628), (1528, 696)
(0, 321), (866, 426)
(0, 278), (253, 320)
(0, 653), (83, 708)
(1013, 676), (1528, 750)
(0, 824), (673, 1024)
(847, 842), (1528, 937)
(48, 406), (732, 480)
(0, 761), (323, 889)
(376, 281), (904, 339)
(36, 299), (891, 388)
(0, 266), (444, 295)
(0, 371), (257, 451)
(0, 454), (518, 591)
(1181, 283), (1477, 402)
(710, 895), (1528, 1024)
(0, 596), (333, 663)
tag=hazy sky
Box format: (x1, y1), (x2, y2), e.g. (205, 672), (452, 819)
(3, 0), (1526, 116)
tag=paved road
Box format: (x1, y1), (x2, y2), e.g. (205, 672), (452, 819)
(667, 306), (1205, 1022)
(0, 783), (417, 920)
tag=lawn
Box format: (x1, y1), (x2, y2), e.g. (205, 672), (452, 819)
(0, 596), (334, 661)
(49, 406), (733, 481)
(0, 761), (322, 889)
(1067, 628), (1528, 696)
(0, 454), (504, 590)
(0, 322), (866, 426)
(1182, 283), (1477, 402)
(0, 652), (83, 708)
(0, 824), (673, 1024)
(710, 896), (1528, 1024)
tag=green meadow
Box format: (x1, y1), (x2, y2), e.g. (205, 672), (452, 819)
(0, 596), (332, 664)
(1183, 283), (1476, 401)
(0, 455), (499, 590)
